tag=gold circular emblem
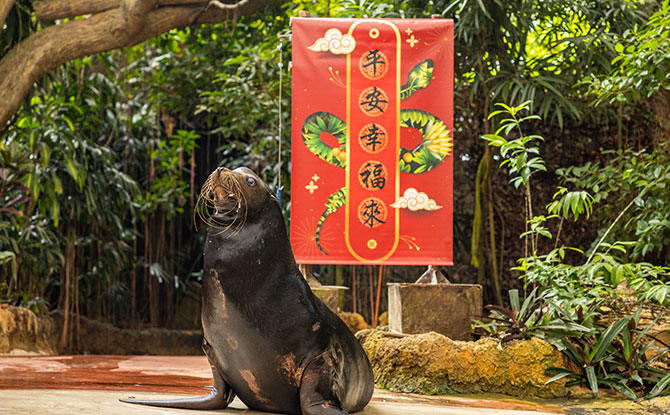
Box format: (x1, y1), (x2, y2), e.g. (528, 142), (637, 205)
(367, 239), (378, 250)
(357, 161), (388, 191)
(357, 197), (387, 229)
(358, 49), (388, 80)
(358, 86), (388, 117)
(358, 123), (388, 154)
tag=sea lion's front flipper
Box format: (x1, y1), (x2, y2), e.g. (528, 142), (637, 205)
(120, 339), (235, 409)
(299, 355), (349, 415)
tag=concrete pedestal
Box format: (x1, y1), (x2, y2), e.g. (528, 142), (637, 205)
(387, 283), (483, 340)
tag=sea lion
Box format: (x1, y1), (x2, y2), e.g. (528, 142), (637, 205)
(121, 167), (374, 414)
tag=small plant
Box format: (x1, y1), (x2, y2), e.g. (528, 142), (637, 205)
(545, 307), (670, 399)
(480, 287), (670, 399)
(474, 288), (592, 346)
(482, 101), (546, 256)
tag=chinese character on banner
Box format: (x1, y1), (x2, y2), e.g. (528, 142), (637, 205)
(290, 18), (454, 265)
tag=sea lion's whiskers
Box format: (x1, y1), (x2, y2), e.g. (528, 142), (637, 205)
(194, 169), (249, 235)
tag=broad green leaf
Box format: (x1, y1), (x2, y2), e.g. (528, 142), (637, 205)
(649, 373), (670, 398)
(591, 316), (632, 363)
(586, 366), (599, 397)
(544, 369), (576, 385)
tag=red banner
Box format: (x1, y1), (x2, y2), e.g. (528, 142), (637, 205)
(290, 17), (453, 265)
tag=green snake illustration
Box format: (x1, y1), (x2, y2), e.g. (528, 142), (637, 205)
(301, 59), (452, 255)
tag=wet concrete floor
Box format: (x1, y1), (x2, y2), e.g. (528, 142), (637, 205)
(0, 355), (660, 414)
(2, 389), (564, 415)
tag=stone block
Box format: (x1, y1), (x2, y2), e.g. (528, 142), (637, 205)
(387, 283), (482, 340)
(312, 286), (348, 313)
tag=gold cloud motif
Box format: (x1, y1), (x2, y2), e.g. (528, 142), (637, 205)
(307, 28), (356, 55)
(390, 188), (442, 212)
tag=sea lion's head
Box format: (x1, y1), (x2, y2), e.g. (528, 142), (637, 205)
(196, 167), (276, 232)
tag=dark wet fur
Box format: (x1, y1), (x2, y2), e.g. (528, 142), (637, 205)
(126, 167), (374, 415)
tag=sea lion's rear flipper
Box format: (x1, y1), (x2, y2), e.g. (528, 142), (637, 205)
(120, 339), (235, 409)
(299, 355), (349, 415)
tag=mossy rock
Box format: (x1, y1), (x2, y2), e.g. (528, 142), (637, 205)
(0, 305), (57, 355)
(357, 329), (590, 399)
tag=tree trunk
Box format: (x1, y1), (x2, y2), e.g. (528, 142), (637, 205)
(59, 229), (75, 352)
(335, 265), (344, 309)
(373, 265), (383, 327)
(368, 266), (374, 326)
(352, 266), (357, 314)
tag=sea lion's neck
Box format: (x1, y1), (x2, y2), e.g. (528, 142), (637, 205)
(203, 203), (297, 292)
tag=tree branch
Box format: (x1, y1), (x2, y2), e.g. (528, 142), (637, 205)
(0, 0), (158, 129)
(126, 0), (283, 44)
(34, 0), (228, 22)
(0, 0), (15, 29)
(0, 0), (284, 130)
(33, 0), (117, 22)
(196, 0), (280, 24)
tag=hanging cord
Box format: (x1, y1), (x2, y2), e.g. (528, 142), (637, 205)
(276, 35), (287, 208)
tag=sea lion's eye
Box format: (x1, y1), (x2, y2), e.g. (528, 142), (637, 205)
(245, 176), (257, 187)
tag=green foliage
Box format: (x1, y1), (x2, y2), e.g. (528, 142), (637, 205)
(150, 14), (293, 195)
(557, 150), (670, 261)
(482, 100), (547, 257)
(521, 245), (670, 309)
(0, 0), (37, 60)
(0, 283), (47, 314)
(135, 129), (199, 220)
(477, 95), (670, 399)
(547, 187), (594, 222)
(483, 101), (546, 189)
(0, 251), (16, 282)
(474, 287), (592, 345)
(630, 276), (670, 305)
(331, 0), (428, 18)
(545, 308), (669, 399)
(480, 287), (670, 399)
(446, 0), (653, 127)
(589, 0), (670, 105)
(2, 53), (164, 325)
(0, 137), (61, 291)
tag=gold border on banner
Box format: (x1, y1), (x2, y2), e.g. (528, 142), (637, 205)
(345, 20), (401, 263)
